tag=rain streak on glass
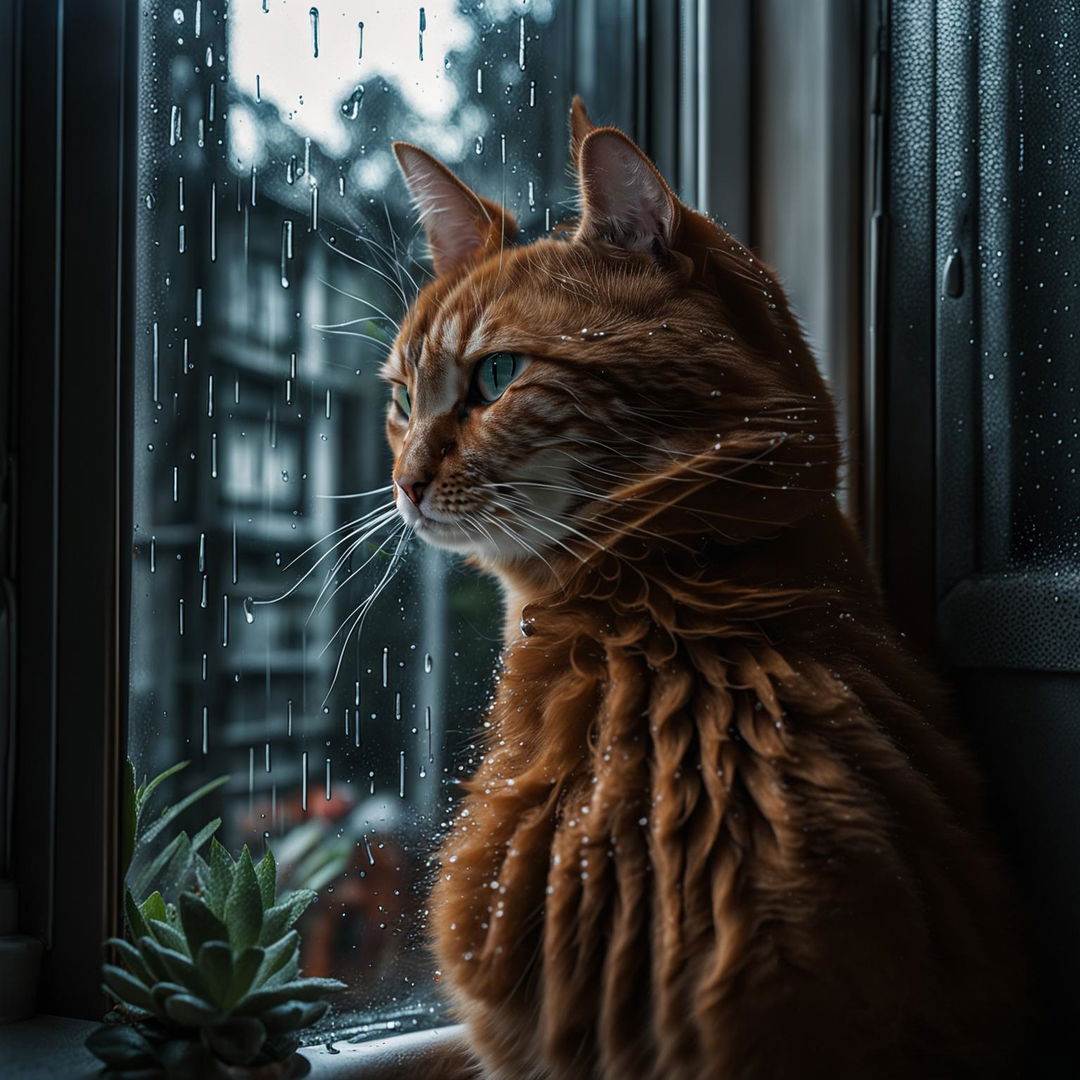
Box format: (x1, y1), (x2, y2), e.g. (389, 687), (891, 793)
(128, 0), (581, 1039)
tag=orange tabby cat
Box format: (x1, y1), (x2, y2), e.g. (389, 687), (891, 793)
(378, 99), (1025, 1079)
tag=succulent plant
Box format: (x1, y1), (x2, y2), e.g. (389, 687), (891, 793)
(122, 759), (230, 904)
(87, 842), (345, 1079)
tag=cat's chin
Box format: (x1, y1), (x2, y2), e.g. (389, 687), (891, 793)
(409, 514), (554, 576)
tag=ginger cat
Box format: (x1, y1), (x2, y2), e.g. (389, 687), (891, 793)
(377, 99), (1025, 1079)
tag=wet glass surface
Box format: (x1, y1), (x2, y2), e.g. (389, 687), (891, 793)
(979, 4), (1080, 572)
(127, 0), (590, 1038)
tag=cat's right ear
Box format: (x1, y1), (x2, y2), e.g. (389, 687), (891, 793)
(574, 128), (679, 254)
(392, 143), (518, 276)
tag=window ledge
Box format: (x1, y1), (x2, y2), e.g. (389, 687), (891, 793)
(0, 1014), (466, 1079)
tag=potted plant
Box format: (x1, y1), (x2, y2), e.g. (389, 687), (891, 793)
(86, 763), (345, 1079)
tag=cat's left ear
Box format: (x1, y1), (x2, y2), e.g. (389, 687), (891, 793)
(575, 128), (678, 253)
(392, 142), (518, 276)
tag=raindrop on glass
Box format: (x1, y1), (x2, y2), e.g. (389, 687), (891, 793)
(243, 596), (256, 624)
(309, 7), (320, 58)
(341, 84), (365, 120)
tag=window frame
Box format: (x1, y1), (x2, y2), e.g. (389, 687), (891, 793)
(7, 0), (134, 1017)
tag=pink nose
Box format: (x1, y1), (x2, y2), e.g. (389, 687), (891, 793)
(397, 476), (429, 507)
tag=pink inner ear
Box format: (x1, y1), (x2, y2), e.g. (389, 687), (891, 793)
(394, 144), (496, 275)
(578, 131), (676, 252)
(408, 171), (490, 267)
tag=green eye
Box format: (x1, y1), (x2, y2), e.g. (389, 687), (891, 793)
(393, 384), (411, 418)
(475, 352), (523, 403)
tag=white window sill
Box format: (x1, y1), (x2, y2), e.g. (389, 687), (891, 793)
(1, 1013), (465, 1079)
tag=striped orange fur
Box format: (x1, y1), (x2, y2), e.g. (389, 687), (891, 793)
(379, 99), (1026, 1079)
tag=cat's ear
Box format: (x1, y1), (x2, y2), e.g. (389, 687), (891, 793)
(575, 128), (678, 253)
(392, 142), (517, 276)
(569, 95), (597, 168)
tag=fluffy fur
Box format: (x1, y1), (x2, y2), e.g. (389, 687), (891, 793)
(378, 100), (1026, 1079)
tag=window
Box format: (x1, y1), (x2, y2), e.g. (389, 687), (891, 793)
(126, 0), (635, 1039)
(4, 0), (875, 1045)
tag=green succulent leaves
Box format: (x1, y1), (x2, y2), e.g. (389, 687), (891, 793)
(90, 842), (344, 1077)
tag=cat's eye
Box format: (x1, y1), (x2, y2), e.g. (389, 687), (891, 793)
(392, 384), (411, 419)
(474, 352), (523, 404)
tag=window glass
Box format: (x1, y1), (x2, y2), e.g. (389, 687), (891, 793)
(978, 3), (1080, 572)
(128, 0), (584, 1038)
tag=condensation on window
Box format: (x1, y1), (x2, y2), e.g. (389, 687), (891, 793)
(966, 3), (1080, 575)
(128, 0), (571, 1038)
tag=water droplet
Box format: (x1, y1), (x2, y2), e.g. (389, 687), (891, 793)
(243, 596), (256, 624)
(209, 182), (217, 262)
(280, 219), (293, 287)
(518, 16), (526, 69)
(341, 84), (365, 120)
(424, 652), (433, 673)
(357, 20), (364, 62)
(418, 7), (426, 60)
(309, 7), (320, 58)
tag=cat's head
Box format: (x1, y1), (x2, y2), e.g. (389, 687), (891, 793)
(381, 99), (838, 581)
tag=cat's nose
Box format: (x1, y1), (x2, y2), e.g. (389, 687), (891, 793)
(397, 476), (429, 507)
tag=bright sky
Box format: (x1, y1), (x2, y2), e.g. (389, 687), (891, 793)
(229, 1), (477, 159)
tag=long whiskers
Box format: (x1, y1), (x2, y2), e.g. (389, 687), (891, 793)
(321, 522), (413, 704)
